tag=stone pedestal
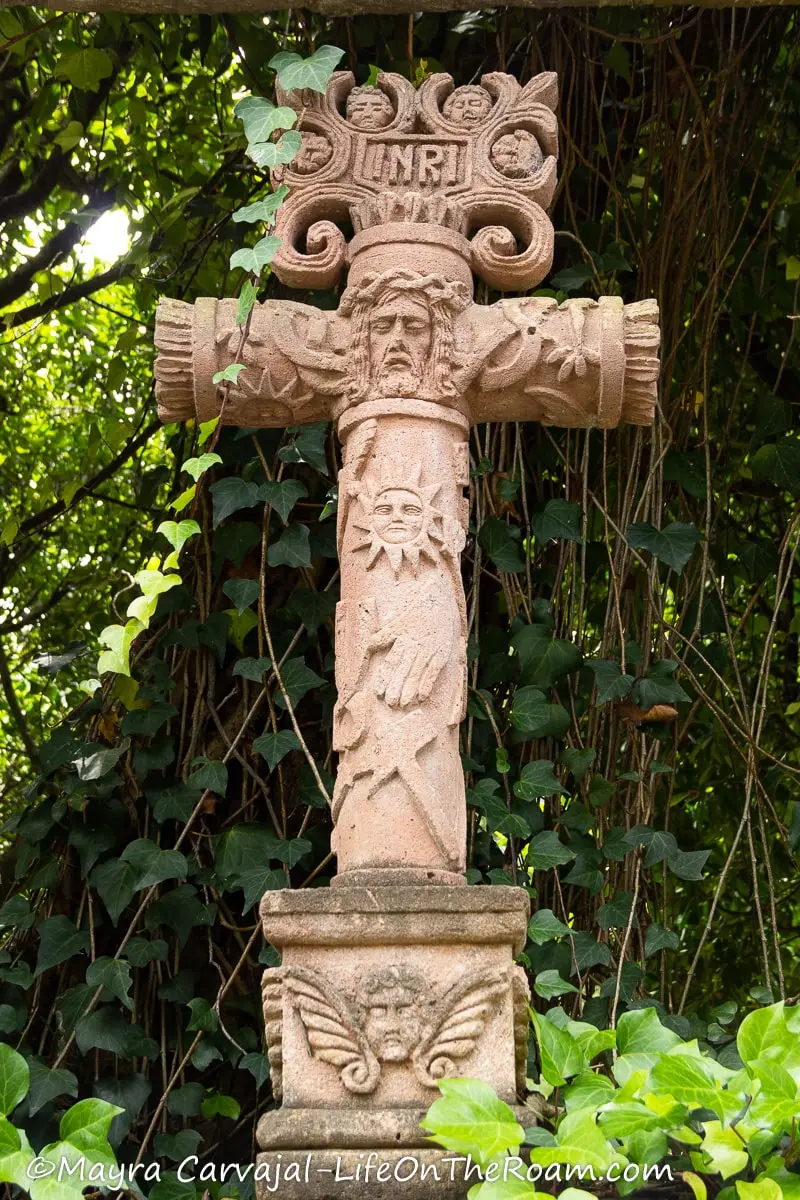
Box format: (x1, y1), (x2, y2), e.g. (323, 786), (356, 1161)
(255, 886), (530, 1198)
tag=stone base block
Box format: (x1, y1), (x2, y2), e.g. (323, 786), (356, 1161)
(254, 1149), (473, 1200)
(254, 1106), (538, 1200)
(259, 885), (531, 1111)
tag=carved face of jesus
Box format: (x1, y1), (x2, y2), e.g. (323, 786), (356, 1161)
(368, 292), (433, 396)
(372, 488), (424, 544)
(364, 983), (422, 1062)
(443, 86), (491, 126)
(346, 87), (394, 131)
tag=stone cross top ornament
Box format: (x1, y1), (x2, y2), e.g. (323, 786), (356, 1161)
(154, 69), (659, 1199)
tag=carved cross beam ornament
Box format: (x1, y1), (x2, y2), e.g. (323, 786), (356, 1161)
(155, 68), (659, 886)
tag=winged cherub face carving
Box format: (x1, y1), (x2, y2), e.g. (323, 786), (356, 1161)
(361, 966), (427, 1063)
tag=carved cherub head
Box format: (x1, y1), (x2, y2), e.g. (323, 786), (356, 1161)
(490, 129), (543, 179)
(351, 462), (445, 576)
(346, 85), (394, 131)
(293, 131), (333, 175)
(340, 267), (470, 404)
(360, 965), (428, 1062)
(443, 85), (492, 126)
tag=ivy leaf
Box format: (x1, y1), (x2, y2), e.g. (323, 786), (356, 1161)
(229, 235), (282, 276)
(667, 847), (711, 881)
(234, 96), (296, 144)
(247, 130), (302, 170)
(120, 840), (189, 889)
(528, 908), (571, 945)
(645, 923), (680, 956)
(233, 656), (271, 683)
(267, 523), (311, 568)
(287, 588), (337, 632)
(559, 747), (596, 782)
(236, 278), (257, 326)
(55, 47), (113, 92)
(513, 760), (568, 800)
(0, 1044), (29, 1115)
(512, 624), (583, 687)
(85, 958), (134, 1010)
(181, 454), (222, 482)
(27, 1061), (78, 1117)
(91, 858), (138, 925)
(75, 1010), (158, 1059)
(144, 885), (216, 948)
(551, 263), (594, 292)
(531, 1012), (586, 1086)
(156, 519), (201, 551)
(35, 916), (90, 976)
(535, 969), (579, 999)
(533, 499), (583, 543)
(201, 1092), (240, 1120)
(528, 830), (576, 870)
(231, 187), (289, 225)
(212, 363), (247, 386)
(268, 45), (345, 93)
(188, 758), (227, 794)
(259, 479), (308, 524)
(478, 518), (525, 573)
(235, 865), (285, 912)
(223, 578), (260, 614)
(596, 890), (634, 929)
(626, 521), (702, 574)
(421, 1077), (524, 1167)
(239, 1053), (270, 1088)
(274, 658), (325, 709)
(73, 738), (129, 781)
(186, 998), (218, 1034)
(589, 659), (634, 703)
(209, 478), (260, 527)
(252, 729), (300, 771)
(750, 436), (800, 494)
(631, 659), (690, 708)
(616, 1007), (681, 1056)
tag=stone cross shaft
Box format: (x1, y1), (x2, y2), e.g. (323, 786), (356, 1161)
(155, 68), (659, 890)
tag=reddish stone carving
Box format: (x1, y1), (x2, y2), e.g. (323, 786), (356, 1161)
(153, 72), (659, 1185)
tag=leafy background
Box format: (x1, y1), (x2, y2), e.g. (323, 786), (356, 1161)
(0, 3), (799, 1192)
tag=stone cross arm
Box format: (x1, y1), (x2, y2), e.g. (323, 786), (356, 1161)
(154, 289), (659, 432)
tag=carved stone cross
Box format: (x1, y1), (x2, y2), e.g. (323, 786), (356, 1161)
(154, 68), (659, 1195)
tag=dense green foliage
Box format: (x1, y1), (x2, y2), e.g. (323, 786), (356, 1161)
(0, 4), (799, 1194)
(425, 1002), (800, 1198)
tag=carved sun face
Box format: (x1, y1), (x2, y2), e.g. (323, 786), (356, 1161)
(352, 468), (444, 577)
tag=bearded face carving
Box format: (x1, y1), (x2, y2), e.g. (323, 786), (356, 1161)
(367, 292), (433, 397)
(340, 268), (470, 405)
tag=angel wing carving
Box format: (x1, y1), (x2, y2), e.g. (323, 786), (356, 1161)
(412, 968), (509, 1088)
(283, 966), (381, 1095)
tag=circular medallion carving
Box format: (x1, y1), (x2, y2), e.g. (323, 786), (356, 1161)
(293, 131), (334, 175)
(490, 129), (543, 179)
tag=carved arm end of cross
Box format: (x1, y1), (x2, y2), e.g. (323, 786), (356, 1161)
(154, 295), (343, 430)
(465, 294), (660, 430)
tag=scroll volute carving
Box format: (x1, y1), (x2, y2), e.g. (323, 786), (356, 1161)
(270, 69), (560, 293)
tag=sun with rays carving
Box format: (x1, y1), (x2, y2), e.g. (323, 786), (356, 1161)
(351, 465), (446, 577)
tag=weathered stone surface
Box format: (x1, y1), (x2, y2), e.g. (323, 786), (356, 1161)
(259, 886), (530, 1107)
(256, 1104), (538, 1149)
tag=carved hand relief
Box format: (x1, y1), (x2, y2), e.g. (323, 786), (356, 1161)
(263, 964), (509, 1095)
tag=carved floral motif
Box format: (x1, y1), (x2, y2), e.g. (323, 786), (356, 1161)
(262, 964), (509, 1096)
